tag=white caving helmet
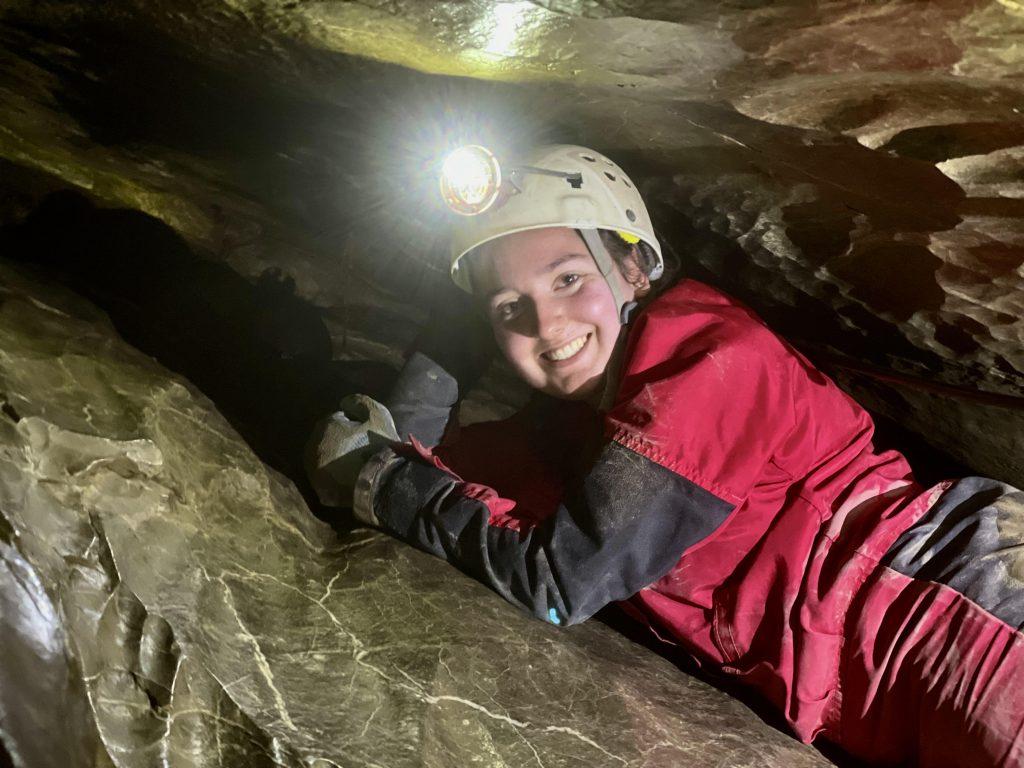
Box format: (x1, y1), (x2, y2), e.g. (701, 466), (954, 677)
(441, 144), (663, 324)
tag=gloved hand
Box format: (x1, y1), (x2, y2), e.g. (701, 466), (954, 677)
(385, 276), (495, 447)
(385, 351), (459, 448)
(304, 394), (399, 521)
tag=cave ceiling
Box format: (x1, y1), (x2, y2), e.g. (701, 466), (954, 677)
(1, 0), (1023, 480)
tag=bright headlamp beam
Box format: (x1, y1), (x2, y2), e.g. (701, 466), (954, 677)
(440, 145), (502, 216)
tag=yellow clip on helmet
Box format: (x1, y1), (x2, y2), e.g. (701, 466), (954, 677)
(445, 144), (663, 293)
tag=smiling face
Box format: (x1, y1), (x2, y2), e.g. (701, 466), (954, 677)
(471, 227), (638, 401)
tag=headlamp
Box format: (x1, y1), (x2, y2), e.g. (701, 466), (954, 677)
(440, 144), (585, 216)
(440, 145), (502, 216)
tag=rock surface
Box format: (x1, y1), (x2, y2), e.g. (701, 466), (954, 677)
(0, 262), (831, 766)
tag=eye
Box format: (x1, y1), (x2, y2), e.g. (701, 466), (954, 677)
(557, 273), (580, 288)
(495, 300), (520, 321)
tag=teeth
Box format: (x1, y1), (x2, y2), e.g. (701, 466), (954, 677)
(545, 335), (587, 361)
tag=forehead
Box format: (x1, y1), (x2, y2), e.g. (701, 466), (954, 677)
(469, 227), (590, 296)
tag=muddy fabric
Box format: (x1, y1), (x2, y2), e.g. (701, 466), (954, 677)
(819, 477), (1024, 767)
(839, 553), (1024, 767)
(375, 439), (733, 626)
(884, 476), (1024, 629)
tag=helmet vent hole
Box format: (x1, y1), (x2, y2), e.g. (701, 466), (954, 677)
(626, 209), (637, 222)
(604, 171), (616, 181)
(582, 154), (596, 162)
(623, 178), (632, 188)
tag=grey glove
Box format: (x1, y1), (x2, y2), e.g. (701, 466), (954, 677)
(385, 351), (459, 448)
(305, 394), (399, 521)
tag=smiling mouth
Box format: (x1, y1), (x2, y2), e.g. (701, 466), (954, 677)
(542, 333), (590, 363)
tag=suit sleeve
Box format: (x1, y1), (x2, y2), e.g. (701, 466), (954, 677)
(366, 438), (734, 626)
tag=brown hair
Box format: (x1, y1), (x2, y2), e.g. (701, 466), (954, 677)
(595, 229), (676, 305)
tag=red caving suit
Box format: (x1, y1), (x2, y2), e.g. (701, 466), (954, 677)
(370, 279), (1024, 767)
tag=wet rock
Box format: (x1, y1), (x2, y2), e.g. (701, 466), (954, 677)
(0, 262), (831, 765)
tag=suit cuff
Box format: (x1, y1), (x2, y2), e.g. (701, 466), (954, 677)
(353, 448), (403, 527)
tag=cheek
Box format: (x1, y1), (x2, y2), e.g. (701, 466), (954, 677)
(573, 280), (619, 330)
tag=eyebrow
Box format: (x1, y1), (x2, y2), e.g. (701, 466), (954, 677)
(540, 252), (588, 276)
(484, 252), (590, 302)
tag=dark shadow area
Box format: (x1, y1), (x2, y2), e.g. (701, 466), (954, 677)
(829, 242), (946, 322)
(0, 18), (362, 244)
(881, 121), (1024, 164)
(0, 189), (397, 523)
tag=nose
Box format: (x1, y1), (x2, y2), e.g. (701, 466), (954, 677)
(532, 296), (567, 341)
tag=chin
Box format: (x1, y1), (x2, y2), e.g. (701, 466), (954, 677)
(544, 372), (604, 402)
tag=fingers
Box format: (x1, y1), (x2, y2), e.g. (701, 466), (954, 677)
(339, 394), (399, 441)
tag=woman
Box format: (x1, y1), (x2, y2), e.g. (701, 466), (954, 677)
(308, 145), (1024, 766)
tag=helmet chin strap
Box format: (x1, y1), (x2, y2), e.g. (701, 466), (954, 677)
(578, 229), (638, 325)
